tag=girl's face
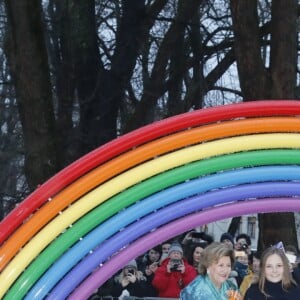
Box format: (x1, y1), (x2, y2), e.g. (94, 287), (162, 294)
(265, 254), (284, 283)
(207, 256), (232, 289)
(193, 246), (204, 263)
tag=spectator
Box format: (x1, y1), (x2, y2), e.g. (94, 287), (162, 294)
(244, 246), (300, 299)
(137, 245), (162, 275)
(111, 259), (154, 298)
(152, 241), (197, 298)
(285, 244), (300, 284)
(239, 251), (261, 297)
(185, 242), (208, 271)
(233, 249), (249, 286)
(235, 233), (252, 255)
(160, 241), (172, 264)
(136, 245), (162, 296)
(161, 241), (172, 255)
(220, 232), (235, 249)
(180, 242), (242, 299)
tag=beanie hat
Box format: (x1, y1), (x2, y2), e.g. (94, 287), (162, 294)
(124, 259), (137, 269)
(220, 232), (234, 245)
(168, 242), (183, 256)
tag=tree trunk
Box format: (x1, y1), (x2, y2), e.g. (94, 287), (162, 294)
(67, 0), (146, 154)
(125, 0), (202, 132)
(47, 0), (77, 166)
(230, 0), (298, 250)
(4, 0), (59, 189)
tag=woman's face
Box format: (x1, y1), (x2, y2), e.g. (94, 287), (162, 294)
(162, 243), (171, 254)
(265, 253), (284, 283)
(207, 256), (232, 288)
(148, 249), (160, 262)
(193, 246), (204, 263)
(252, 257), (260, 274)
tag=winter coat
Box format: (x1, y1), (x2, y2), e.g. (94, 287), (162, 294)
(152, 257), (197, 298)
(244, 280), (300, 300)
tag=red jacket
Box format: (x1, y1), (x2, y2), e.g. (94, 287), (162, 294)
(152, 258), (197, 298)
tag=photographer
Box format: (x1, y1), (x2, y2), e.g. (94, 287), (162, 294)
(111, 259), (154, 298)
(152, 242), (197, 298)
(235, 233), (252, 255)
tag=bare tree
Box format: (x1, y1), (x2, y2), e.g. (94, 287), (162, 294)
(230, 0), (298, 249)
(4, 0), (59, 189)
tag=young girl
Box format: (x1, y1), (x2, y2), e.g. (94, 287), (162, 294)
(244, 247), (300, 299)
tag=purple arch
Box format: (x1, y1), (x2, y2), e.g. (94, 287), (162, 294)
(69, 197), (300, 299)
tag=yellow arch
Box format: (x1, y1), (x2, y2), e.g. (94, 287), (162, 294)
(1, 133), (300, 295)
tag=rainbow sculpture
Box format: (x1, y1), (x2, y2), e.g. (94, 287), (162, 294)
(1, 100), (300, 299)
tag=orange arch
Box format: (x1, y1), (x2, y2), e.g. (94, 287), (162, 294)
(1, 116), (300, 270)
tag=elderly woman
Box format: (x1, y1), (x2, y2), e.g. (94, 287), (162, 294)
(244, 246), (300, 299)
(180, 242), (242, 300)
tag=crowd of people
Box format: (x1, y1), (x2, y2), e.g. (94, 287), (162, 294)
(88, 231), (300, 300)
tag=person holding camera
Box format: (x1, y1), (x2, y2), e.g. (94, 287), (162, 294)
(234, 233), (252, 255)
(152, 242), (197, 298)
(111, 259), (154, 298)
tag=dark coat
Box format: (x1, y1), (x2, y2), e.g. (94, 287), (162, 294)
(244, 280), (300, 300)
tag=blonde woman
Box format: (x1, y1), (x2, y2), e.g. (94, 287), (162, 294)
(244, 247), (300, 299)
(180, 242), (242, 300)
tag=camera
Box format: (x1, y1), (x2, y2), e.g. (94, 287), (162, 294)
(170, 259), (182, 272)
(240, 242), (248, 250)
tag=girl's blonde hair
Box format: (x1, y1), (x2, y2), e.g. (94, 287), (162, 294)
(257, 246), (297, 297)
(198, 242), (235, 274)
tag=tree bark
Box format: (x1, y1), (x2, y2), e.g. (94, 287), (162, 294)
(66, 0), (146, 154)
(47, 0), (77, 166)
(125, 0), (202, 132)
(4, 0), (58, 189)
(230, 0), (298, 250)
